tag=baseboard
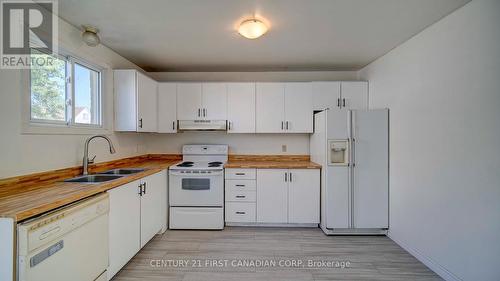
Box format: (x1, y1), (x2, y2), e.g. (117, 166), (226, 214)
(387, 232), (463, 281)
(226, 222), (318, 228)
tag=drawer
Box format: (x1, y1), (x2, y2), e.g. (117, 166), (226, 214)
(225, 179), (256, 191)
(225, 202), (256, 223)
(225, 190), (256, 202)
(225, 169), (256, 180)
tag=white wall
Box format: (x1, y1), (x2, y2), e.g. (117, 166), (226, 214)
(144, 133), (310, 155)
(358, 0), (500, 280)
(0, 17), (146, 178)
(149, 71), (357, 82)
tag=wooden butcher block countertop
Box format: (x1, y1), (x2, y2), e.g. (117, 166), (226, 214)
(0, 154), (320, 222)
(0, 155), (181, 222)
(225, 155), (321, 169)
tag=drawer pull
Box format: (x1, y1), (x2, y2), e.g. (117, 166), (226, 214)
(235, 211), (246, 215)
(235, 195), (246, 198)
(235, 184), (245, 187)
(235, 173), (246, 176)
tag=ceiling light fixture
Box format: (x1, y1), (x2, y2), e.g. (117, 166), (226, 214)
(81, 25), (100, 47)
(238, 19), (268, 39)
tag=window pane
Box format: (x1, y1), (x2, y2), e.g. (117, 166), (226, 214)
(74, 63), (100, 125)
(30, 50), (66, 122)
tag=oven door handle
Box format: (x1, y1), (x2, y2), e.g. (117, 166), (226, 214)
(169, 170), (224, 176)
(182, 186), (210, 190)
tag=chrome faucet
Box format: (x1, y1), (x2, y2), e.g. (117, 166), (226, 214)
(83, 135), (116, 175)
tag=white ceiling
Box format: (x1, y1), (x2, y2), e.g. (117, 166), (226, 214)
(58, 0), (470, 71)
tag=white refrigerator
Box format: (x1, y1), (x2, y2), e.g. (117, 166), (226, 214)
(310, 109), (389, 235)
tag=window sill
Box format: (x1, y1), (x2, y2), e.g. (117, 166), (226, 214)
(21, 122), (112, 135)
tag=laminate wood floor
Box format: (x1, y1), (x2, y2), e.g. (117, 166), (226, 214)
(112, 227), (442, 281)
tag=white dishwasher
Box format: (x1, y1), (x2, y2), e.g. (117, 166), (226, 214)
(17, 193), (109, 281)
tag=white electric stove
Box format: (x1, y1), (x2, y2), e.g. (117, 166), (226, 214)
(168, 144), (228, 229)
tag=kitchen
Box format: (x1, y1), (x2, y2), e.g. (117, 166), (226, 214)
(0, 1), (499, 281)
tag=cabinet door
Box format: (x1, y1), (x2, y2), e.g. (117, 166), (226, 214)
(312, 82), (341, 110)
(288, 169), (320, 223)
(202, 83), (227, 120)
(227, 83), (255, 133)
(140, 170), (167, 248)
(284, 82), (313, 133)
(340, 82), (368, 110)
(114, 70), (137, 131)
(158, 83), (177, 133)
(256, 83), (285, 133)
(137, 72), (158, 132)
(256, 169), (288, 223)
(177, 83), (202, 120)
(108, 180), (141, 279)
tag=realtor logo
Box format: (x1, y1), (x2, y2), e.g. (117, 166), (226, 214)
(1, 0), (58, 69)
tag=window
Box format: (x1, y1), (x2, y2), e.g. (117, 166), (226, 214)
(29, 50), (102, 128)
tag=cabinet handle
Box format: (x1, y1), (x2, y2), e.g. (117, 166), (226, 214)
(138, 183), (143, 196)
(235, 195), (246, 198)
(143, 182), (147, 195)
(139, 118), (143, 128)
(203, 108), (207, 117)
(286, 121), (289, 130)
(172, 121), (175, 130)
(235, 173), (245, 176)
(228, 121), (231, 130)
(281, 121), (284, 130)
(337, 98), (340, 107)
(236, 211), (246, 215)
(289, 172), (292, 182)
(343, 98), (346, 107)
(284, 172), (288, 182)
(235, 184), (245, 187)
(198, 108), (201, 117)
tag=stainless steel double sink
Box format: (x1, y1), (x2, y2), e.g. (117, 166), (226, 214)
(64, 168), (145, 183)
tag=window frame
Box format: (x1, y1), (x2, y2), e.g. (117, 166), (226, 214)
(24, 48), (106, 134)
(69, 57), (103, 128)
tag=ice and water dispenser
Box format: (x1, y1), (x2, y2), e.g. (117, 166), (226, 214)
(328, 140), (349, 165)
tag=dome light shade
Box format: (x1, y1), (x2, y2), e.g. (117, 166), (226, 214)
(82, 25), (100, 47)
(238, 19), (268, 39)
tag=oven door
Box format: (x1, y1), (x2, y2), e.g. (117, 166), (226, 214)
(169, 170), (223, 206)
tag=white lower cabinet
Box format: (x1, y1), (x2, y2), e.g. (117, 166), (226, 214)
(107, 170), (167, 280)
(225, 168), (320, 225)
(288, 169), (320, 224)
(107, 180), (141, 279)
(256, 169), (288, 223)
(257, 169), (320, 224)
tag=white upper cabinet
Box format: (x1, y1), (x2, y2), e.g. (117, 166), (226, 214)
(256, 82), (313, 133)
(312, 81), (341, 110)
(284, 82), (313, 133)
(114, 69), (158, 132)
(227, 83), (255, 133)
(202, 83), (227, 120)
(256, 83), (285, 133)
(177, 83), (202, 120)
(158, 83), (177, 133)
(340, 81), (368, 110)
(177, 83), (227, 120)
(311, 81), (368, 111)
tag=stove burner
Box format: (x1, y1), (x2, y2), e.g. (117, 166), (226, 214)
(177, 161), (194, 167)
(208, 161), (223, 167)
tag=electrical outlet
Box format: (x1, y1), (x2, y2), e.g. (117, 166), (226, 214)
(282, 145), (287, 152)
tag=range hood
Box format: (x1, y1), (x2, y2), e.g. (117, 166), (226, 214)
(177, 120), (227, 132)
